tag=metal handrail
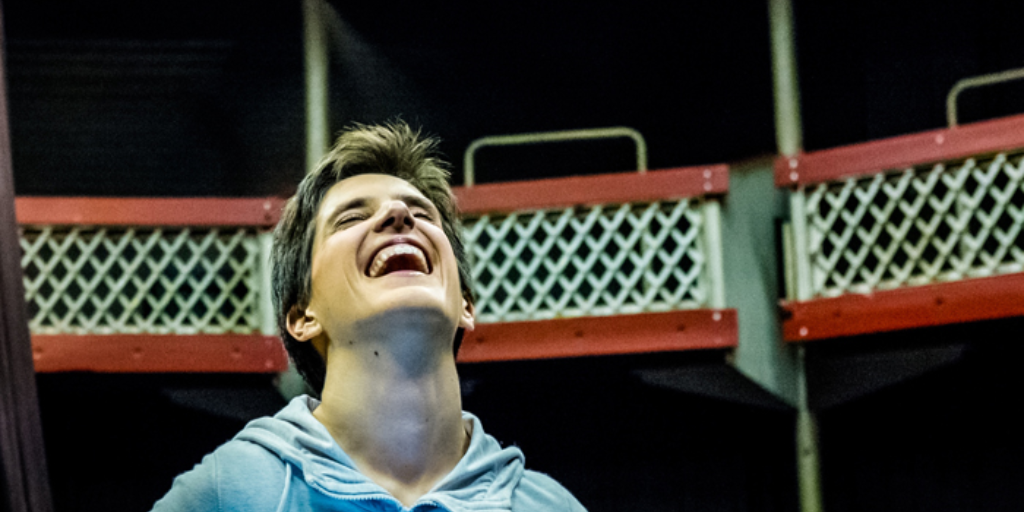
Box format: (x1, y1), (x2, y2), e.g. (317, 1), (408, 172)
(462, 127), (647, 187)
(946, 66), (1024, 127)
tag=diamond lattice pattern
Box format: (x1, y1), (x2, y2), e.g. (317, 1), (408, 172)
(803, 151), (1024, 298)
(464, 200), (709, 323)
(20, 226), (261, 335)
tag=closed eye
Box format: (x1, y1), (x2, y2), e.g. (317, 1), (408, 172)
(410, 207), (437, 222)
(335, 213), (368, 228)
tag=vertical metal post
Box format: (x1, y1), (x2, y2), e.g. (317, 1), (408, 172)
(256, 231), (276, 337)
(304, 0), (330, 173)
(0, 3), (54, 509)
(273, 0), (330, 398)
(796, 345), (824, 512)
(770, 0), (803, 157)
(789, 191), (813, 301)
(702, 200), (726, 309)
(770, 0), (823, 511)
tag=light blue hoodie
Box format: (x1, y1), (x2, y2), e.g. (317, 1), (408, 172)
(152, 395), (585, 512)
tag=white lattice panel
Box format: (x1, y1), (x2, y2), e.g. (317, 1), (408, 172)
(464, 199), (713, 323)
(20, 226), (262, 335)
(796, 151), (1024, 298)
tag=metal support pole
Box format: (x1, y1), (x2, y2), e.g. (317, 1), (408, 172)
(256, 231), (276, 338)
(276, 0), (329, 399)
(796, 345), (824, 512)
(702, 200), (726, 309)
(789, 191), (813, 301)
(0, 3), (54, 508)
(770, 0), (823, 510)
(770, 0), (803, 157)
(304, 0), (330, 173)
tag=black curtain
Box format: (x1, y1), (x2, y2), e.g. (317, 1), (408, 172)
(0, 1), (54, 510)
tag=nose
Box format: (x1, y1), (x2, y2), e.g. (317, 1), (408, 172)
(373, 200), (416, 232)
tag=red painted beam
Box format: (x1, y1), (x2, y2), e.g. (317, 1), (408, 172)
(775, 112), (1024, 187)
(30, 334), (288, 373)
(781, 273), (1024, 342)
(29, 310), (738, 370)
(15, 197), (285, 227)
(454, 165), (728, 215)
(457, 309), (737, 363)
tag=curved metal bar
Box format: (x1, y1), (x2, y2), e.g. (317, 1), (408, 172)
(947, 66), (1024, 127)
(463, 126), (647, 187)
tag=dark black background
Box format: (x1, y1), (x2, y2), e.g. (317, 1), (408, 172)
(7, 0), (1022, 197)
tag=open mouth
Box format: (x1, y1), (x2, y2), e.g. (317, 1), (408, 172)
(366, 243), (431, 277)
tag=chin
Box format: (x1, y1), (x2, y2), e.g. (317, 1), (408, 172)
(373, 289), (459, 320)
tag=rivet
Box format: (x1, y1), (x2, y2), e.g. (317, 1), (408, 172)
(789, 158), (798, 169)
(703, 168), (713, 179)
(935, 134), (945, 144)
(712, 311), (722, 321)
(704, 182), (713, 191)
(790, 171), (799, 181)
(799, 326), (809, 337)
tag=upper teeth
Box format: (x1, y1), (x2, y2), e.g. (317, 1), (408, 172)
(368, 244), (428, 277)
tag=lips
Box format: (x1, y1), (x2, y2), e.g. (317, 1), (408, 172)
(366, 243), (431, 277)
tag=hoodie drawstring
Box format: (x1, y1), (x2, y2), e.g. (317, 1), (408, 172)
(274, 463), (293, 512)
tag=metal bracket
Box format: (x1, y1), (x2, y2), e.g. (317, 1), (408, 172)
(463, 127), (647, 187)
(946, 66), (1024, 128)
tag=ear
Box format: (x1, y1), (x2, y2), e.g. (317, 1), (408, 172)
(286, 305), (323, 342)
(458, 298), (476, 332)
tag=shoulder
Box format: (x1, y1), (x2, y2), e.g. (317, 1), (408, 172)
(151, 439), (290, 512)
(511, 470), (587, 512)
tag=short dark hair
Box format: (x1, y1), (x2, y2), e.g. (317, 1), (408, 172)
(271, 121), (474, 396)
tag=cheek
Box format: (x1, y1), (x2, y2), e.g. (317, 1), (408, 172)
(309, 236), (362, 297)
(426, 227), (460, 274)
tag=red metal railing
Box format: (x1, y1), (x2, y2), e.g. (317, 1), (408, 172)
(777, 113), (1024, 342)
(17, 164), (736, 371)
(453, 165), (736, 362)
(17, 197), (287, 372)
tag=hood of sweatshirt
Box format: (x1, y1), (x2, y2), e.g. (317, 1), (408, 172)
(234, 395), (526, 512)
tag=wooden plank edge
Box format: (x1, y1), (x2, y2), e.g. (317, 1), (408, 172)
(16, 197), (285, 227)
(774, 113), (1024, 187)
(457, 309), (737, 363)
(455, 165), (729, 215)
(31, 334), (288, 373)
(781, 272), (1024, 342)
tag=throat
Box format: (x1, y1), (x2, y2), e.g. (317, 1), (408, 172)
(314, 356), (468, 506)
(313, 307), (466, 504)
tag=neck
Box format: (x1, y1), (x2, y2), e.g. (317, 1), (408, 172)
(313, 308), (468, 507)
